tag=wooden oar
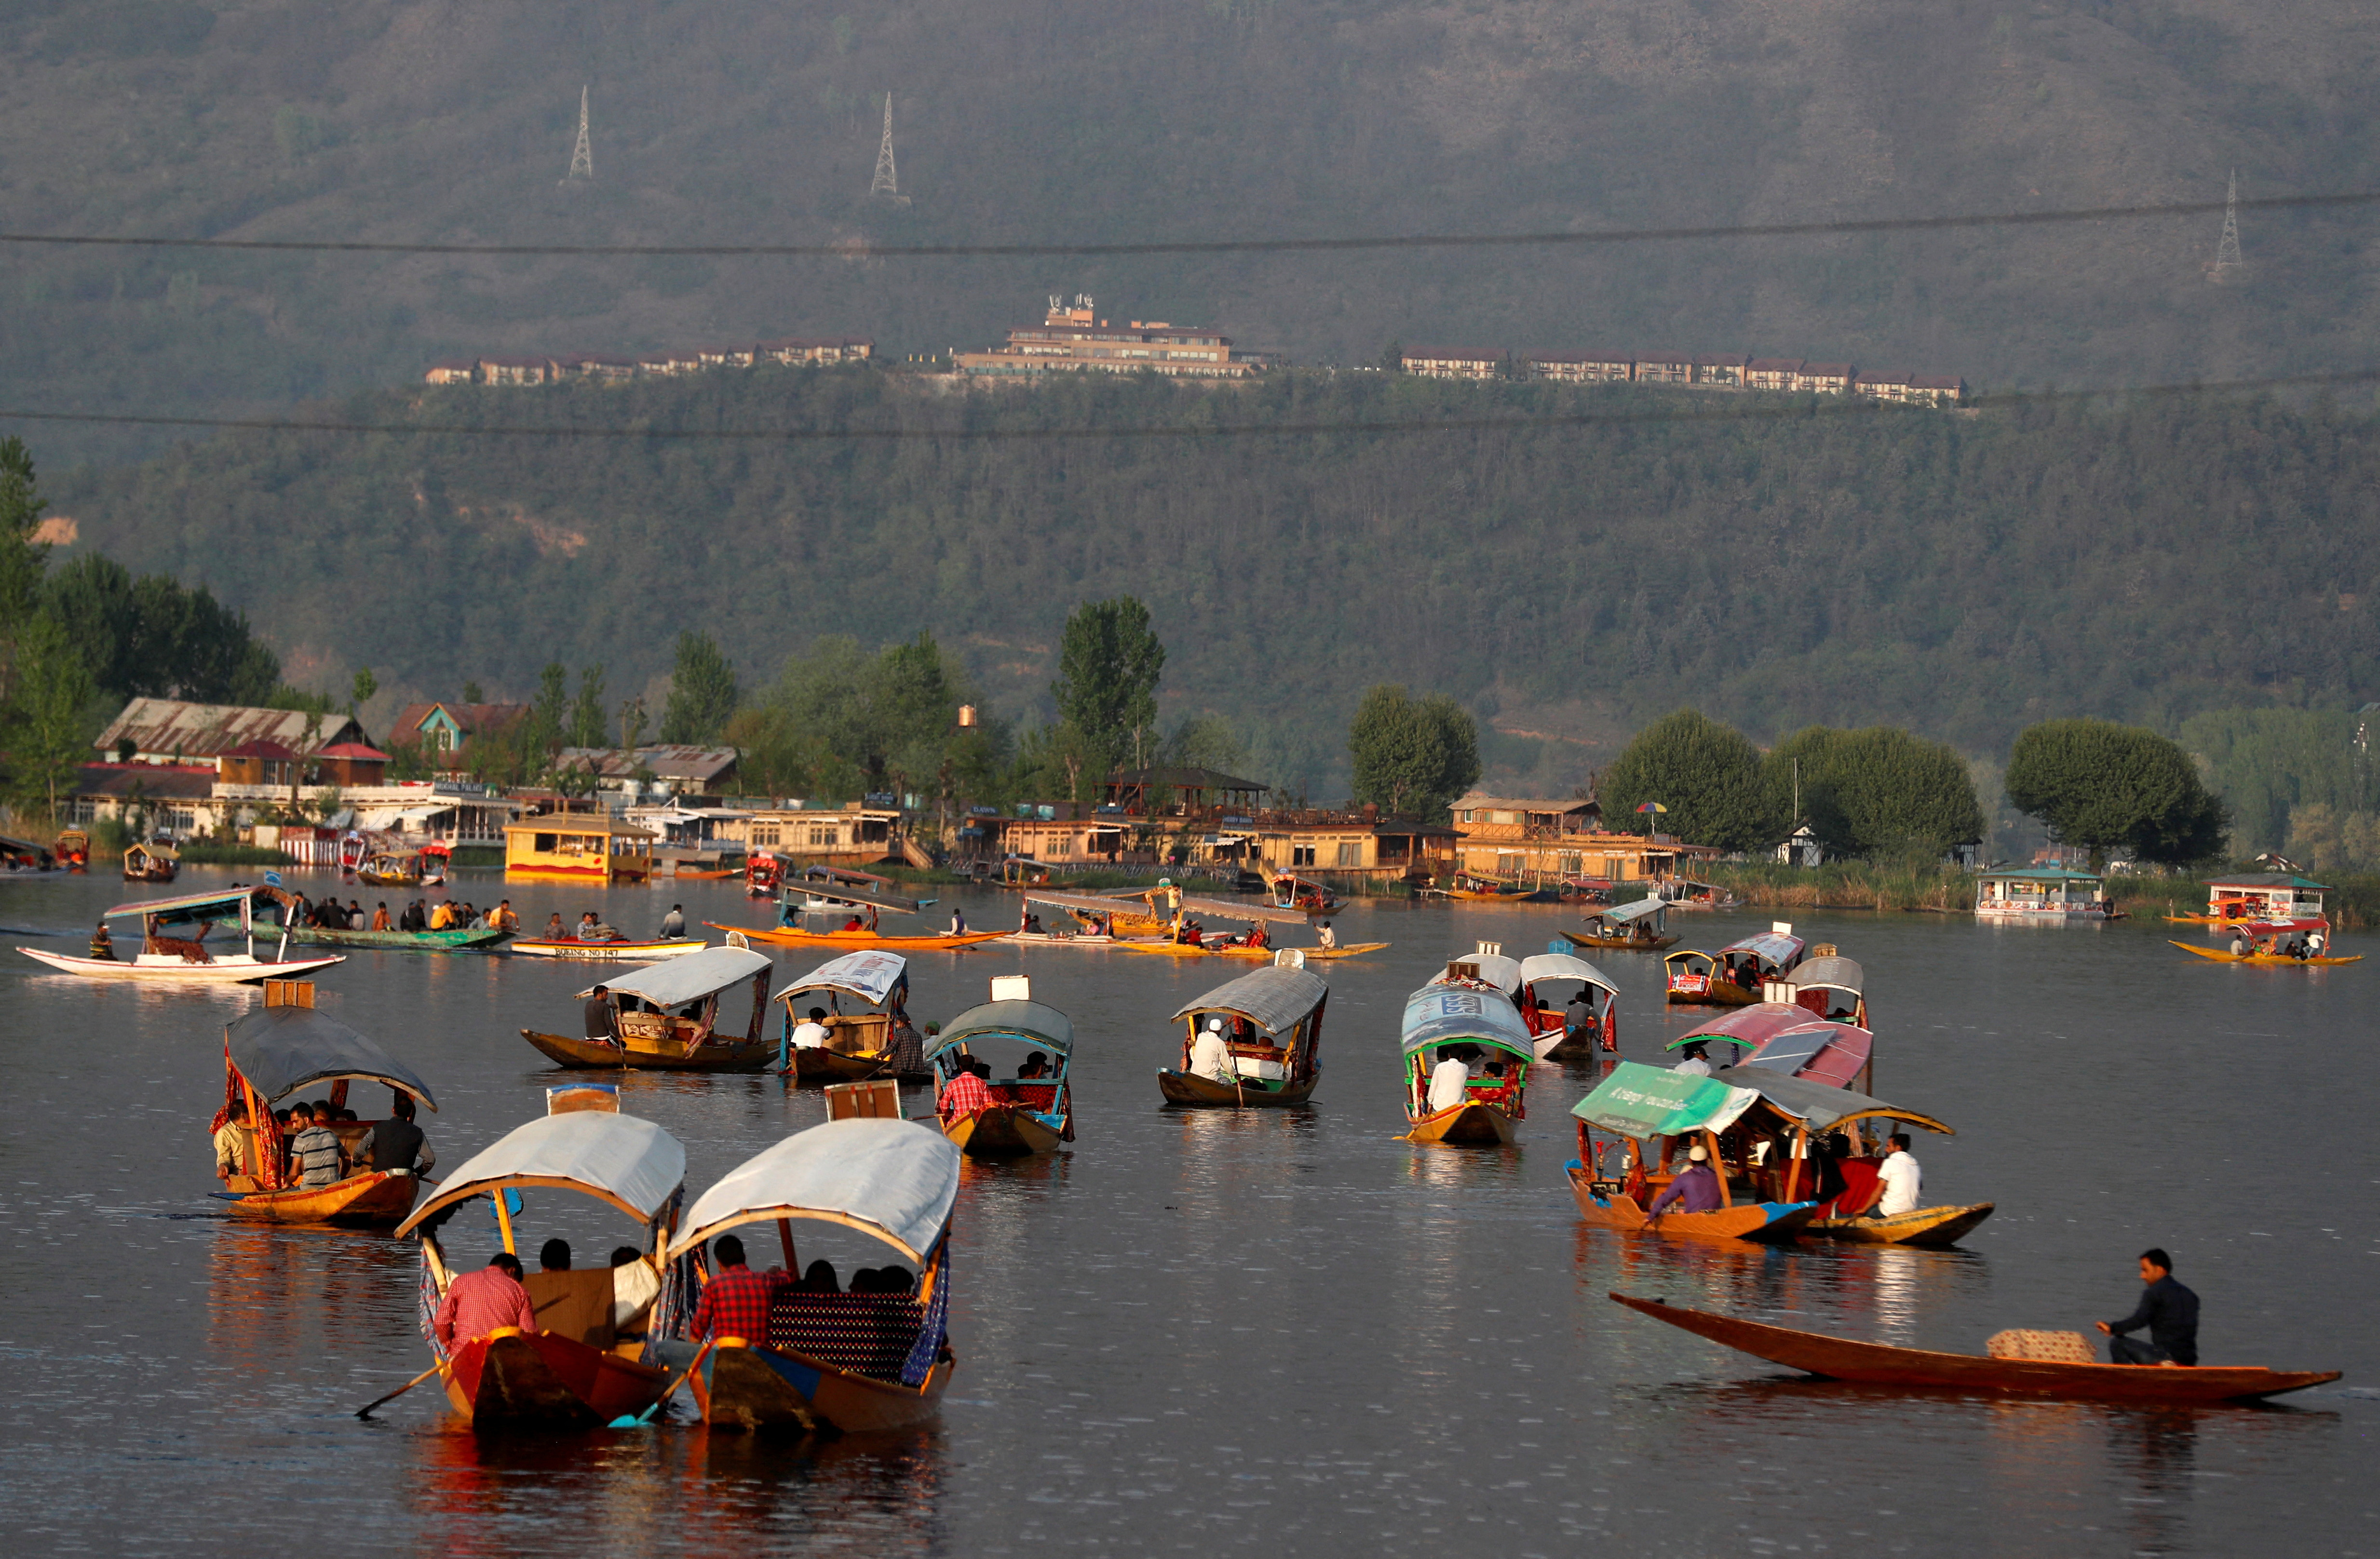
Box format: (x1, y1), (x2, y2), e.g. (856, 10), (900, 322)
(355, 1360), (444, 1419)
(611, 1336), (717, 1429)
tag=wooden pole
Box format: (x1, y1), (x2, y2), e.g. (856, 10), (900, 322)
(1705, 1130), (1731, 1209)
(355, 1360), (445, 1419)
(495, 1192), (516, 1254)
(776, 1218), (798, 1272)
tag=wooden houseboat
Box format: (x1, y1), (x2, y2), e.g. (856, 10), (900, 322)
(1515, 950), (1618, 1060)
(519, 944), (776, 1072)
(927, 976), (1075, 1156)
(395, 1107), (686, 1427)
(1974, 866), (2111, 920)
(1665, 924), (1804, 1006)
(2168, 873), (2330, 927)
(1399, 977), (1535, 1145)
(1157, 957), (1330, 1107)
(20, 884), (343, 982)
(122, 839), (178, 883)
(655, 1117), (962, 1432)
(208, 980), (437, 1227)
(1560, 896), (1678, 953)
(776, 950), (929, 1084)
(503, 816), (656, 884)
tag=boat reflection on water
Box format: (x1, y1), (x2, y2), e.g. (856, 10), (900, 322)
(1571, 1222), (1985, 1337)
(206, 1221), (419, 1381)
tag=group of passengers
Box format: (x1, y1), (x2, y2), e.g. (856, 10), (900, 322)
(213, 1092), (435, 1189)
(1636, 1127), (1922, 1222)
(682, 1235), (922, 1346)
(433, 1238), (663, 1349)
(1423, 1043), (1512, 1112)
(2231, 925), (2325, 959)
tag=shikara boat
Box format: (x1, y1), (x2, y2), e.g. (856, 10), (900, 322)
(929, 977), (1075, 1156)
(1608, 1292), (2339, 1402)
(1400, 975), (1535, 1145)
(1430, 872), (1532, 901)
(1271, 874), (1345, 916)
(520, 944), (776, 1071)
(55, 828), (90, 870)
(1656, 878), (1744, 910)
(2171, 919), (2359, 966)
(1515, 950), (1618, 1060)
(655, 1117), (962, 1432)
(357, 847), (446, 888)
(285, 924), (510, 953)
(1567, 1062), (1818, 1241)
(1665, 924), (1805, 1006)
(711, 919), (1011, 954)
(1157, 957), (1329, 1106)
(1560, 896), (1678, 953)
(510, 935), (709, 960)
(1668, 1006), (1875, 1092)
(1102, 887), (1318, 955)
(2166, 872), (2330, 927)
(122, 839), (179, 883)
(20, 884), (344, 982)
(209, 981), (438, 1227)
(747, 851), (784, 897)
(787, 865), (917, 914)
(1779, 951), (1867, 1026)
(776, 950), (930, 1084)
(397, 1107), (686, 1427)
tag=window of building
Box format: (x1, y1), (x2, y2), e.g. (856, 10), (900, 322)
(1292, 845), (1316, 866)
(808, 825), (839, 847)
(1335, 841), (1363, 867)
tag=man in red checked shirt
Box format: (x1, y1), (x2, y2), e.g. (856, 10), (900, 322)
(690, 1235), (786, 1344)
(938, 1058), (993, 1122)
(433, 1251), (538, 1348)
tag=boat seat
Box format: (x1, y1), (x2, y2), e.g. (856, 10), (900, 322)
(766, 1292), (925, 1383)
(988, 1082), (1060, 1110)
(1987, 1329), (2096, 1363)
(523, 1268), (618, 1349)
(1819, 1159), (1882, 1217)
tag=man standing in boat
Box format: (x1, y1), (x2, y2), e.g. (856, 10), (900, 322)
(2097, 1249), (2200, 1366)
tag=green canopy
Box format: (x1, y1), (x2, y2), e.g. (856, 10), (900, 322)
(1570, 1060), (1759, 1140)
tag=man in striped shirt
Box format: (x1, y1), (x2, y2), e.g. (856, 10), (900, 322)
(287, 1102), (347, 1187)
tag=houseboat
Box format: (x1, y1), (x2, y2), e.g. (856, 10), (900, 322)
(1974, 866), (2112, 920)
(502, 816), (656, 884)
(2169, 874), (2329, 927)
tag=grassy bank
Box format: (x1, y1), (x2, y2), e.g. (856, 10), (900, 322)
(1702, 862), (1978, 913)
(179, 841), (297, 866)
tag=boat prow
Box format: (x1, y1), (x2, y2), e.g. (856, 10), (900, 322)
(1568, 1167), (1814, 1241)
(1405, 1100), (1516, 1146)
(1608, 1292), (2342, 1402)
(442, 1328), (669, 1426)
(1807, 1202), (1995, 1247)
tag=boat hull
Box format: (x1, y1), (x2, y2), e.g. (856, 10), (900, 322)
(508, 938), (708, 960)
(1667, 978), (1757, 1007)
(944, 1105), (1063, 1157)
(1806, 1203), (1996, 1247)
(286, 926), (509, 952)
(441, 1330), (668, 1427)
(2169, 941), (2360, 966)
(1569, 1169), (1815, 1241)
(17, 947), (344, 981)
(1562, 929), (1680, 953)
(1609, 1292), (2340, 1402)
(687, 1339), (953, 1434)
(221, 1169), (422, 1227)
(1156, 1067), (1319, 1107)
(709, 923), (1013, 954)
(520, 1029), (774, 1073)
(1405, 1101), (1517, 1145)
(786, 1047), (932, 1087)
(1207, 941), (1390, 961)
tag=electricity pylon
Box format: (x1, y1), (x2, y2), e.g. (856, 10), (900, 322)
(562, 85), (593, 184)
(870, 92), (910, 205)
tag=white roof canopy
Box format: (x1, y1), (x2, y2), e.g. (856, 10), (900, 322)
(396, 1112), (687, 1234)
(668, 1118), (962, 1264)
(771, 950), (909, 1006)
(1517, 952), (1618, 995)
(576, 944), (770, 1006)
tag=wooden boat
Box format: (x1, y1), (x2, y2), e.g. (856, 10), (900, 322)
(1671, 1006), (1875, 1092)
(1568, 1061), (1818, 1241)
(1807, 1203), (1998, 1246)
(1561, 896), (1679, 952)
(1778, 951), (1867, 1026)
(786, 865), (917, 914)
(208, 980), (438, 1227)
(674, 866), (739, 880)
(1208, 939), (1388, 961)
(1432, 871), (1531, 901)
(2171, 920), (2358, 966)
(928, 977), (1075, 1156)
(2166, 871), (2330, 927)
(776, 950), (930, 1084)
(509, 935), (709, 960)
(285, 924), (510, 953)
(1400, 971), (1534, 1145)
(520, 944), (776, 1072)
(655, 1117), (962, 1432)
(711, 919), (1011, 954)
(1270, 874), (1345, 916)
(397, 1107), (686, 1427)
(1666, 924), (1804, 1006)
(747, 851), (784, 897)
(1158, 956), (1329, 1106)
(54, 829), (89, 871)
(1608, 1292), (2339, 1403)
(1515, 950), (1617, 1060)
(122, 839), (179, 883)
(20, 884), (344, 982)
(1656, 878), (1744, 910)
(357, 848), (446, 888)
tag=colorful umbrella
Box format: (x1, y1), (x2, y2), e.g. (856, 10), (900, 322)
(1636, 801), (1668, 815)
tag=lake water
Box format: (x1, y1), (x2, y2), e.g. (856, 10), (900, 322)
(0, 871), (2369, 1556)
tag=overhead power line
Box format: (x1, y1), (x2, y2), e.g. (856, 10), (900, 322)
(0, 369), (2371, 445)
(0, 191), (2373, 260)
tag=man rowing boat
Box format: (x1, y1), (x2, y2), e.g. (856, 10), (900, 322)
(2096, 1247), (2199, 1366)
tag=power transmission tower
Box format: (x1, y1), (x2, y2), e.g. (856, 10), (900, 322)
(2207, 168), (2246, 283)
(562, 85), (594, 184)
(870, 91), (910, 205)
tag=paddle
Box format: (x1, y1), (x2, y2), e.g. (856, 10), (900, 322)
(609, 1336), (716, 1429)
(355, 1360), (444, 1419)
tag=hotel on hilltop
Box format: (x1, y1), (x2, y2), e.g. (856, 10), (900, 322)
(957, 296), (1262, 378)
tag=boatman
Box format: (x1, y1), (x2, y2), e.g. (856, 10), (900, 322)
(1564, 988), (1596, 1049)
(1316, 920), (1337, 950)
(690, 1235), (787, 1344)
(584, 984), (617, 1047)
(949, 905), (967, 935)
(1190, 1018), (1233, 1082)
(365, 1094), (435, 1178)
(213, 1095), (251, 1183)
(1872, 1131), (1922, 1217)
(2097, 1248), (2200, 1366)
(790, 1007), (832, 1050)
(1647, 1144), (1723, 1220)
(89, 920), (115, 961)
(433, 1252), (538, 1349)
(1426, 1046), (1474, 1113)
(659, 903), (686, 939)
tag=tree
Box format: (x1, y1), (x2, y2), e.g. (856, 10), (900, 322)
(567, 665), (608, 749)
(661, 631), (739, 744)
(5, 612), (93, 823)
(1347, 684), (1480, 820)
(350, 667), (376, 715)
(1052, 597), (1164, 775)
(462, 680), (484, 704)
(2005, 718), (2228, 867)
(42, 552), (279, 705)
(1765, 725), (1984, 859)
(1598, 708), (1773, 853)
(760, 632), (985, 797)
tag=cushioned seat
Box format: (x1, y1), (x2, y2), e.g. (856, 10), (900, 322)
(766, 1292), (926, 1382)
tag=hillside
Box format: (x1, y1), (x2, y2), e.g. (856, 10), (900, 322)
(44, 368), (2380, 797)
(1, 0), (2375, 467)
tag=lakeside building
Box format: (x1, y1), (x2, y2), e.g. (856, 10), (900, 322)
(554, 745), (742, 799)
(728, 803), (909, 865)
(1507, 347), (1965, 407)
(96, 698), (369, 766)
(387, 701), (532, 764)
(1402, 347), (1505, 380)
(956, 296), (1259, 379)
(425, 338), (872, 387)
(1447, 791), (1719, 884)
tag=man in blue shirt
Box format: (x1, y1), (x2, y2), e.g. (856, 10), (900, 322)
(2097, 1248), (2200, 1366)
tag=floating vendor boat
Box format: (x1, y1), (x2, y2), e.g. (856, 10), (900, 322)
(520, 944), (776, 1071)
(1109, 889), (1357, 957)
(1607, 1293), (2338, 1403)
(1157, 956), (1330, 1107)
(1400, 968), (1535, 1146)
(2171, 919), (2359, 967)
(357, 847), (446, 888)
(1665, 923), (1805, 1007)
(1515, 950), (1618, 1060)
(396, 1104), (685, 1428)
(122, 838), (179, 883)
(19, 884), (344, 982)
(654, 1117), (962, 1432)
(1566, 1062), (1817, 1242)
(208, 980), (438, 1227)
(1778, 951), (1867, 1026)
(746, 851), (784, 898)
(2167, 872), (2330, 927)
(776, 950), (929, 1085)
(1560, 896), (1678, 953)
(509, 934), (709, 960)
(1270, 874), (1345, 917)
(928, 977), (1076, 1156)
(1975, 865), (2113, 920)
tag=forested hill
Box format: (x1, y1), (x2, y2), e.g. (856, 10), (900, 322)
(46, 370), (2380, 795)
(0, 0), (2375, 467)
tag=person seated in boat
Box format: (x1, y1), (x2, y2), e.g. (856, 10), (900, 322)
(1646, 1144), (1722, 1220)
(1177, 919), (1205, 947)
(584, 916), (624, 942)
(492, 900), (520, 933)
(609, 1246), (662, 1336)
(365, 1094), (434, 1178)
(435, 1251), (539, 1348)
(654, 903), (687, 939)
(88, 920), (115, 960)
(1018, 1051), (1052, 1079)
(1190, 1019), (1233, 1082)
(1316, 920), (1337, 950)
(213, 1095), (250, 1183)
(1870, 1132), (1922, 1218)
(1243, 922), (1270, 951)
(2096, 1248), (2199, 1366)
(1670, 1040), (1714, 1077)
(345, 899), (365, 927)
(939, 1059), (994, 1121)
(690, 1236), (791, 1344)
(425, 900), (452, 931)
(1563, 989), (1596, 1045)
(1426, 1046), (1475, 1113)
(544, 911), (566, 940)
(539, 1238), (572, 1273)
(842, 913), (867, 932)
(798, 1258), (840, 1293)
(287, 1102), (349, 1188)
(949, 905), (968, 935)
(370, 902), (392, 932)
(1022, 911), (1046, 935)
(791, 1007), (832, 1050)
(584, 985), (618, 1046)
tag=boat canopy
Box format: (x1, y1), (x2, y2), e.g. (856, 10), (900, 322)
(1708, 1065), (1951, 1136)
(396, 1112), (686, 1234)
(1431, 950), (1521, 995)
(1665, 1003), (1812, 1053)
(1172, 894), (1312, 926)
(226, 1006), (437, 1109)
(1516, 952), (1617, 995)
(1587, 897), (1666, 926)
(667, 1118), (962, 1264)
(787, 880), (921, 914)
(1739, 1021), (1872, 1078)
(104, 884), (284, 924)
(2206, 873), (2329, 892)
(770, 949), (908, 1007)
(1025, 888), (1156, 917)
(1171, 964), (1328, 1033)
(577, 945), (771, 1007)
(1571, 1060), (1760, 1140)
(929, 999), (1075, 1059)
(1784, 955), (1864, 994)
(1717, 930), (1804, 964)
(1399, 984), (1536, 1060)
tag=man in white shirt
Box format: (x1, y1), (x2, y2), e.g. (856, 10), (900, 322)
(790, 1006), (833, 1050)
(1873, 1132), (1922, 1217)
(1426, 1048), (1474, 1112)
(1189, 1019), (1232, 1082)
(1316, 921), (1337, 950)
(1670, 1040), (1714, 1077)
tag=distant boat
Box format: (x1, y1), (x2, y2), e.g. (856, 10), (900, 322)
(1399, 969), (1534, 1145)
(927, 976), (1075, 1156)
(1157, 957), (1329, 1107)
(19, 884), (343, 982)
(122, 839), (178, 884)
(520, 945), (776, 1072)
